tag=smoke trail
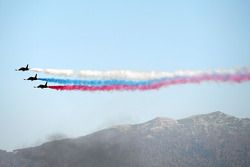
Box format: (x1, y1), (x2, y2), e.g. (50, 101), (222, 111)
(31, 67), (250, 80)
(48, 72), (250, 91)
(31, 68), (74, 77)
(38, 78), (164, 86)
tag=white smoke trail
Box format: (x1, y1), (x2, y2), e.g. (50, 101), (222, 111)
(30, 67), (250, 80)
(31, 68), (74, 77)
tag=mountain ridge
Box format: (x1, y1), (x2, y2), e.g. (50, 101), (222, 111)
(1, 111), (250, 167)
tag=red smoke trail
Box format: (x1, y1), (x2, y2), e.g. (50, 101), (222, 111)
(47, 73), (250, 91)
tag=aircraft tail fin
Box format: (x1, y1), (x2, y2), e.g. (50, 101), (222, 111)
(45, 82), (47, 86)
(26, 64), (29, 68)
(35, 74), (37, 78)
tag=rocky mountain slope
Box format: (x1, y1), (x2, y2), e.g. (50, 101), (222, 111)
(1, 111), (250, 167)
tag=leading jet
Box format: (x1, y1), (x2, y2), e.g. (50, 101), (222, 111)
(34, 82), (48, 89)
(24, 74), (37, 81)
(15, 64), (29, 71)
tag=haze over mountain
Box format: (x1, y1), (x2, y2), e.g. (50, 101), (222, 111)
(0, 111), (250, 167)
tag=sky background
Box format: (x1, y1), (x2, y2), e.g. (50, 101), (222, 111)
(0, 0), (250, 151)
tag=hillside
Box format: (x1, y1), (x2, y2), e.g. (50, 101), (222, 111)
(1, 111), (250, 167)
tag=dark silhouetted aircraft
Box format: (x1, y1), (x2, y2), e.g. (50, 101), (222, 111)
(15, 64), (29, 71)
(35, 82), (48, 89)
(24, 74), (37, 81)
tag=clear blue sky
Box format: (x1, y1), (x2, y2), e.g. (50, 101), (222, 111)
(0, 0), (250, 151)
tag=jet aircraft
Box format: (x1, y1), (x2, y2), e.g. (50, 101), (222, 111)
(34, 82), (48, 89)
(24, 74), (37, 81)
(15, 64), (29, 71)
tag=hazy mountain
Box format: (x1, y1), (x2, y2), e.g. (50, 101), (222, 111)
(1, 111), (250, 167)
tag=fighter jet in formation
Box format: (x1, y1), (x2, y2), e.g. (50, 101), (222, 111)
(34, 82), (48, 89)
(16, 64), (48, 89)
(15, 64), (29, 71)
(24, 74), (37, 81)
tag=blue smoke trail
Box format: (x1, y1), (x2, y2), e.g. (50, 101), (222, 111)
(38, 78), (166, 86)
